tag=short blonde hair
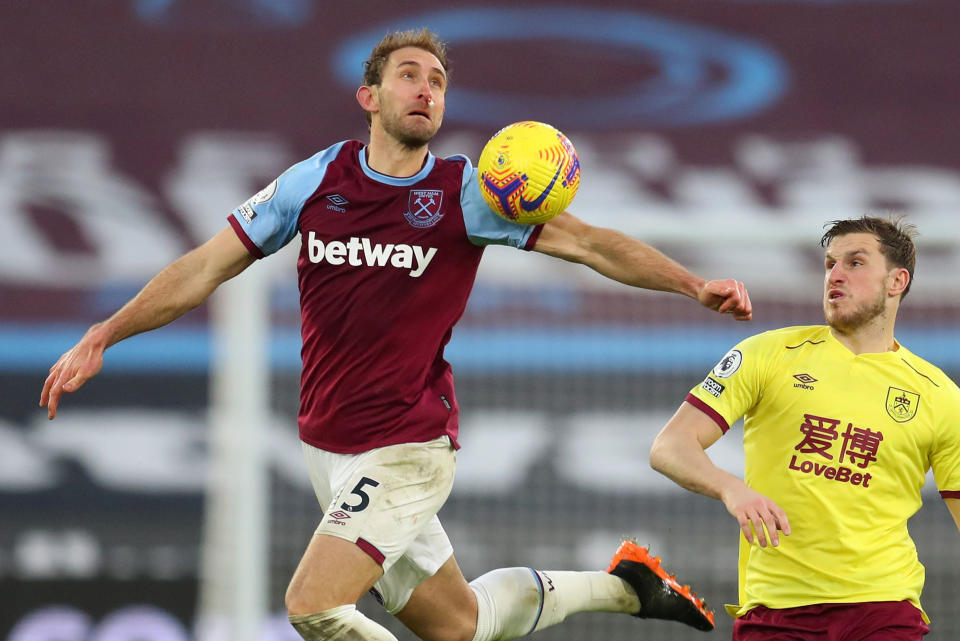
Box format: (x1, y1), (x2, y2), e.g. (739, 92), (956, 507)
(361, 29), (449, 125)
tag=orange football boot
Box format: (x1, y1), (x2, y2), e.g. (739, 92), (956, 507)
(607, 539), (715, 631)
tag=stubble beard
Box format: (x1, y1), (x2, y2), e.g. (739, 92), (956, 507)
(824, 288), (887, 334)
(380, 109), (437, 150)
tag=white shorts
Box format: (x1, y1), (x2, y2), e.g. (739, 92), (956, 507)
(301, 436), (456, 613)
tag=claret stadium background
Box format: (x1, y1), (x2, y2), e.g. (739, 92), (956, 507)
(2, 2), (959, 640)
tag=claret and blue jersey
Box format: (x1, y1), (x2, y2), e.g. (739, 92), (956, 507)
(227, 140), (542, 454)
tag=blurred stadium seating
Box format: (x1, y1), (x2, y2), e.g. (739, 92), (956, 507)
(2, 2), (958, 640)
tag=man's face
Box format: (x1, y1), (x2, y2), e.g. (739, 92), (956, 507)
(373, 47), (446, 148)
(823, 232), (895, 332)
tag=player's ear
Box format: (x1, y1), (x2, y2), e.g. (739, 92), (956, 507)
(888, 267), (910, 298)
(357, 86), (378, 115)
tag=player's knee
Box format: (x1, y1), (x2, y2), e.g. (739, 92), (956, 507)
(285, 581), (305, 615)
(285, 572), (345, 616)
(285, 580), (326, 616)
(289, 605), (398, 641)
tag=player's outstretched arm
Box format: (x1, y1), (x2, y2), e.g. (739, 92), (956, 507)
(650, 402), (791, 547)
(40, 227), (256, 419)
(533, 212), (752, 320)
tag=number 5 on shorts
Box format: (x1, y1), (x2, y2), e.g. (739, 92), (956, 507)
(340, 476), (380, 512)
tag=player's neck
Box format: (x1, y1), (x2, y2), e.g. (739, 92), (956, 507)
(829, 318), (898, 355)
(365, 129), (429, 178)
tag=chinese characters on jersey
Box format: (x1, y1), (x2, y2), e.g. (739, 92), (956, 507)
(788, 413), (884, 487)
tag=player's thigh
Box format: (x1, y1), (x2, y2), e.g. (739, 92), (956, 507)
(285, 533), (384, 614)
(395, 554), (477, 641)
(294, 437), (456, 609)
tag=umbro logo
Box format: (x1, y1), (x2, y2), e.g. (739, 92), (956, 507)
(326, 194), (349, 213)
(793, 373), (817, 390)
(326, 509), (351, 526)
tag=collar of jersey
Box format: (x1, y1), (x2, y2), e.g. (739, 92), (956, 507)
(358, 146), (436, 185)
(824, 326), (903, 361)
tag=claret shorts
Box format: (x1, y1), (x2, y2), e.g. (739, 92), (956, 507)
(733, 601), (929, 641)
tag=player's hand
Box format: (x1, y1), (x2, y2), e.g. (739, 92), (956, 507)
(720, 481), (790, 547)
(698, 279), (752, 321)
(40, 328), (107, 420)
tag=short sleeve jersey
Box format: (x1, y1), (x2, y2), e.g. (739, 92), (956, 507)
(227, 140), (542, 453)
(686, 325), (960, 621)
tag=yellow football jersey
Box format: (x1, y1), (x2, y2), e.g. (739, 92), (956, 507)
(687, 325), (960, 621)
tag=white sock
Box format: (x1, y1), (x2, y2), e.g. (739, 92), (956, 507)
(289, 605), (398, 641)
(470, 568), (639, 641)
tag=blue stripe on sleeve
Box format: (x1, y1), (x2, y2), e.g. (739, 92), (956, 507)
(458, 155), (537, 249)
(229, 141), (347, 256)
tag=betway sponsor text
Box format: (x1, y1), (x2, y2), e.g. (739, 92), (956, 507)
(307, 231), (437, 278)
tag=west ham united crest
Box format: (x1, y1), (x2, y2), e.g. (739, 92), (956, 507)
(885, 386), (920, 422)
(404, 189), (444, 228)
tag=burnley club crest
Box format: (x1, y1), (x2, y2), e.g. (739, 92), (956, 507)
(885, 387), (920, 423)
